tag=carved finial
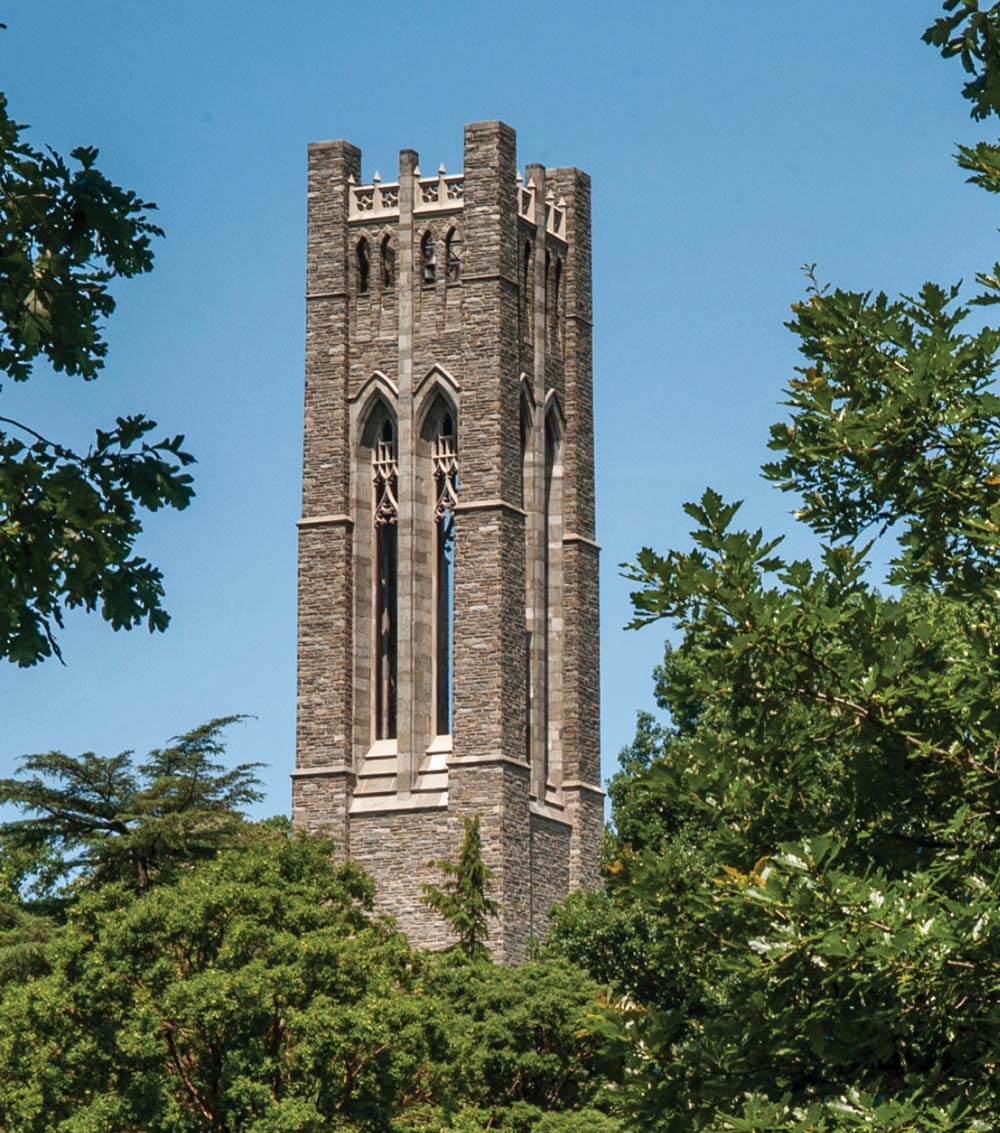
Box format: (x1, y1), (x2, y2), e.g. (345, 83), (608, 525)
(438, 162), (447, 175)
(348, 174), (356, 184)
(516, 170), (523, 185)
(527, 177), (536, 190)
(373, 170), (381, 183)
(414, 165), (421, 177)
(546, 190), (555, 205)
(558, 195), (567, 207)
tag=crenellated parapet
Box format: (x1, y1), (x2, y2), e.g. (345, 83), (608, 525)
(348, 165), (464, 221)
(347, 164), (566, 241)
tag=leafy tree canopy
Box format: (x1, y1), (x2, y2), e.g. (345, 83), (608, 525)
(551, 3), (1000, 1129)
(0, 819), (621, 1133)
(0, 92), (194, 665)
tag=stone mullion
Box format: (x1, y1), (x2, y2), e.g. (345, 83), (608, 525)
(395, 149), (418, 794)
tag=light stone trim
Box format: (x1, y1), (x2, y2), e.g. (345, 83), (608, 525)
(561, 779), (606, 797)
(529, 799), (573, 827)
(413, 362), (462, 399)
(453, 497), (527, 517)
(350, 792), (449, 814)
(349, 168), (465, 222)
(516, 171), (567, 242)
(562, 531), (600, 550)
(349, 370), (400, 404)
(305, 290), (349, 301)
(448, 753), (531, 769)
(290, 765), (356, 778)
(297, 514), (354, 528)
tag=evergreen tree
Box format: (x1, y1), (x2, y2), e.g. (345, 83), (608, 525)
(422, 814), (501, 961)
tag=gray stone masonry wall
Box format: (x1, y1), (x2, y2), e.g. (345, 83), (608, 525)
(293, 121), (602, 962)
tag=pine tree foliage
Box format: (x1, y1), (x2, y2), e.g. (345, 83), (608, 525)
(421, 814), (501, 961)
(0, 716), (263, 899)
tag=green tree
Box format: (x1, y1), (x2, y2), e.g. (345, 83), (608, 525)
(410, 954), (622, 1132)
(0, 824), (440, 1133)
(0, 716), (262, 902)
(0, 819), (623, 1133)
(0, 92), (195, 665)
(421, 814), (501, 961)
(550, 4), (1000, 1129)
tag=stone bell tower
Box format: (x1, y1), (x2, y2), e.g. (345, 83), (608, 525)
(291, 121), (602, 961)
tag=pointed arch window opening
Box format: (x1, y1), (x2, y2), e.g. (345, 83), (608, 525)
(381, 234), (396, 289)
(432, 411), (458, 737)
(421, 231), (437, 286)
(357, 238), (371, 294)
(445, 227), (461, 283)
(542, 410), (564, 792)
(372, 417), (398, 741)
(520, 393), (533, 758)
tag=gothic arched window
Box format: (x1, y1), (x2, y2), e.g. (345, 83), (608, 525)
(425, 403), (458, 735)
(357, 237), (370, 294)
(520, 388), (534, 756)
(445, 227), (461, 283)
(543, 406), (564, 788)
(420, 231), (436, 285)
(381, 234), (396, 289)
(371, 413), (399, 740)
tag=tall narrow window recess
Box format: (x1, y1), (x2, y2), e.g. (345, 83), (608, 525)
(381, 234), (396, 289)
(372, 418), (399, 741)
(445, 227), (461, 283)
(543, 408), (564, 792)
(552, 257), (563, 349)
(421, 231), (436, 285)
(521, 240), (533, 340)
(432, 412), (458, 737)
(357, 238), (370, 294)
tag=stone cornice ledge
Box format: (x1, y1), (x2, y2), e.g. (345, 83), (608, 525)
(562, 532), (601, 550)
(529, 799), (573, 827)
(453, 498), (527, 518)
(448, 753), (531, 771)
(297, 513), (355, 528)
(291, 764), (356, 778)
(561, 778), (606, 797)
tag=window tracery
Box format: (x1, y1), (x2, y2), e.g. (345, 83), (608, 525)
(372, 416), (398, 741)
(420, 231), (436, 285)
(430, 409), (457, 736)
(445, 227), (461, 283)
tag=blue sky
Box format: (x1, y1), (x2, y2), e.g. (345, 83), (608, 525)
(1, 1), (995, 816)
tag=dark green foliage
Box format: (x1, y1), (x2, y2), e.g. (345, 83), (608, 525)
(421, 814), (501, 960)
(547, 4), (1000, 1129)
(0, 92), (195, 664)
(411, 955), (621, 1132)
(0, 817), (621, 1133)
(0, 826), (439, 1133)
(0, 716), (263, 901)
